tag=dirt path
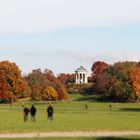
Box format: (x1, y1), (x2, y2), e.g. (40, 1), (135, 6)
(0, 131), (140, 138)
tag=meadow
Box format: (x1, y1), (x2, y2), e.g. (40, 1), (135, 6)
(0, 94), (140, 133)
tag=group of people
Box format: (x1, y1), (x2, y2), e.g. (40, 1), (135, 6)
(23, 103), (54, 122)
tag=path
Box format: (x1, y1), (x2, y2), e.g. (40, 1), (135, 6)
(1, 131), (140, 138)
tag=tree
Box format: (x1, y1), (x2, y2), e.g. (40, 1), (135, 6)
(108, 62), (135, 101)
(93, 61), (136, 102)
(129, 64), (140, 99)
(57, 73), (75, 87)
(27, 69), (51, 101)
(0, 61), (30, 102)
(95, 73), (116, 95)
(55, 80), (68, 100)
(43, 69), (55, 82)
(0, 81), (12, 102)
(45, 86), (58, 100)
(91, 61), (108, 81)
(43, 69), (68, 100)
(27, 68), (68, 101)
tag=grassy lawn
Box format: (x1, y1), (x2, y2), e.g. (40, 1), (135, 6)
(0, 98), (140, 132)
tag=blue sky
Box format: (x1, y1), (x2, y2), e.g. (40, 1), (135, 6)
(0, 0), (140, 75)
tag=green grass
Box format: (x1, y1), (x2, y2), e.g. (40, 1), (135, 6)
(68, 93), (85, 101)
(0, 100), (140, 132)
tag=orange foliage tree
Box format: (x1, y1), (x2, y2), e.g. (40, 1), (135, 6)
(0, 61), (30, 102)
(27, 69), (51, 101)
(43, 69), (68, 100)
(129, 64), (140, 99)
(27, 68), (68, 101)
(0, 81), (12, 102)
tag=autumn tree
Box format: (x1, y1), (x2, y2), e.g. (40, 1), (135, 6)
(95, 73), (116, 96)
(45, 86), (58, 100)
(93, 61), (136, 102)
(129, 63), (140, 99)
(91, 61), (108, 81)
(43, 69), (55, 82)
(57, 73), (75, 87)
(27, 68), (68, 101)
(27, 69), (51, 101)
(0, 80), (12, 102)
(106, 62), (135, 101)
(43, 69), (68, 100)
(0, 61), (30, 102)
(55, 80), (68, 100)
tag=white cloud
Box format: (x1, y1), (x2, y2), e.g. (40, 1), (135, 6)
(55, 50), (140, 64)
(0, 0), (140, 34)
(91, 51), (140, 64)
(1, 50), (139, 75)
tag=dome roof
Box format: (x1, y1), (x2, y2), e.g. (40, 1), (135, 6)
(75, 65), (88, 73)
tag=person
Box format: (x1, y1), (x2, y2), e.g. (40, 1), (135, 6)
(109, 104), (112, 110)
(23, 106), (30, 122)
(30, 104), (37, 122)
(85, 104), (88, 110)
(47, 104), (54, 120)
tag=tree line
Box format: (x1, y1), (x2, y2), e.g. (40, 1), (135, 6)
(0, 61), (68, 103)
(90, 61), (140, 102)
(1, 60), (140, 103)
(58, 61), (140, 102)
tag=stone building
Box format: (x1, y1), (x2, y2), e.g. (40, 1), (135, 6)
(75, 66), (88, 84)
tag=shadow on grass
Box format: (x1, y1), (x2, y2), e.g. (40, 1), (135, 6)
(74, 94), (102, 102)
(74, 97), (96, 102)
(119, 108), (140, 112)
(94, 137), (139, 140)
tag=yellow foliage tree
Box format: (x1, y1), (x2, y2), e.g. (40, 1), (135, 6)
(46, 86), (58, 100)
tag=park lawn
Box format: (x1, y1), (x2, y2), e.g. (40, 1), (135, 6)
(0, 101), (140, 132)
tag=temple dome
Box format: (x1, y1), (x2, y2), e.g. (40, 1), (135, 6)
(75, 65), (88, 73)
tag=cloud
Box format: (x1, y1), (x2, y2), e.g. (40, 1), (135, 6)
(20, 50), (140, 64)
(91, 51), (140, 64)
(0, 0), (140, 34)
(2, 49), (140, 65)
(53, 50), (140, 64)
(1, 50), (139, 75)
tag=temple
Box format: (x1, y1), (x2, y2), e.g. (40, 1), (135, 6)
(75, 66), (88, 84)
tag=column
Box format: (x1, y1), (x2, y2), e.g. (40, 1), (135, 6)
(75, 73), (77, 83)
(83, 73), (85, 83)
(85, 74), (87, 83)
(77, 73), (79, 84)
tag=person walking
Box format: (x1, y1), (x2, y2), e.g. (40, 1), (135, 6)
(30, 104), (37, 122)
(109, 104), (112, 110)
(85, 104), (88, 110)
(47, 104), (54, 121)
(23, 106), (30, 122)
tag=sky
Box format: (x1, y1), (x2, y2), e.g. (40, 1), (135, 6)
(0, 0), (140, 75)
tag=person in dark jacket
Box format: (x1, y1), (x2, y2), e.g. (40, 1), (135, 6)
(47, 104), (54, 120)
(85, 104), (88, 110)
(23, 106), (30, 122)
(30, 104), (37, 122)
